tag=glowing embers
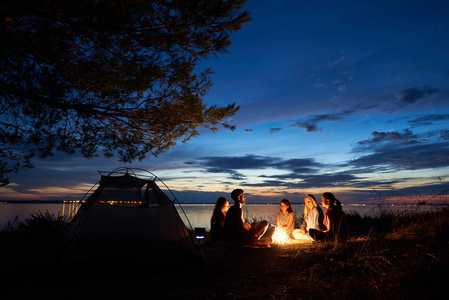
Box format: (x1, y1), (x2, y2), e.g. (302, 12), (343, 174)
(271, 228), (291, 245)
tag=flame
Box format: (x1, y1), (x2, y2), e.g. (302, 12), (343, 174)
(272, 228), (291, 245)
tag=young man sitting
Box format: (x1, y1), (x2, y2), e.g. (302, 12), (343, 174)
(222, 189), (269, 243)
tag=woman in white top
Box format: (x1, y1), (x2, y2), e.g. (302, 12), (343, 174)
(293, 194), (324, 240)
(276, 199), (296, 237)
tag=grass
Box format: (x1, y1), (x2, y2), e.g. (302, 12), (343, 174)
(1, 207), (448, 299)
(1, 210), (70, 241)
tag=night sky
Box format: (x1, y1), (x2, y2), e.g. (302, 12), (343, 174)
(2, 0), (449, 205)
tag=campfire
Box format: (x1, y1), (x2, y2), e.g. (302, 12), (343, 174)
(271, 228), (291, 245)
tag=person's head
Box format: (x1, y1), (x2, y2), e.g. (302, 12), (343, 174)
(279, 199), (293, 213)
(214, 197), (230, 213)
(211, 197), (230, 225)
(304, 194), (318, 217)
(231, 189), (245, 205)
(321, 197), (331, 208)
(321, 192), (336, 208)
(322, 192), (337, 205)
(322, 192), (343, 211)
(304, 194), (318, 209)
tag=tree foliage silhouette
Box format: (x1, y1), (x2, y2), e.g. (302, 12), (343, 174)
(0, 0), (250, 185)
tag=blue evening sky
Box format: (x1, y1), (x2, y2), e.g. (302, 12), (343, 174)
(2, 0), (449, 205)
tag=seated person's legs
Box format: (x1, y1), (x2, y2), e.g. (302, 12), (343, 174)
(252, 220), (269, 239)
(308, 228), (327, 241)
(292, 228), (313, 240)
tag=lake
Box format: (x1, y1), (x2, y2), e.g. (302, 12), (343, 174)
(0, 202), (439, 231)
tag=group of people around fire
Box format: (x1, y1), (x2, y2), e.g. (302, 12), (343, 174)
(210, 189), (349, 244)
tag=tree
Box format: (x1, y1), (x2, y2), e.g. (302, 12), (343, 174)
(0, 0), (250, 185)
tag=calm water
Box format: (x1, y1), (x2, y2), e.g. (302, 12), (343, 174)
(0, 202), (440, 231)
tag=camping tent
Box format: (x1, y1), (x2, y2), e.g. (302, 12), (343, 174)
(60, 168), (199, 263)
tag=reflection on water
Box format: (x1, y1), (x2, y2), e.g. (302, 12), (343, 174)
(0, 202), (81, 227)
(0, 202), (442, 231)
(61, 201), (81, 219)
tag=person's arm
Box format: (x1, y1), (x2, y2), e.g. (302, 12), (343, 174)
(286, 212), (295, 231)
(241, 209), (251, 230)
(276, 214), (280, 228)
(322, 214), (330, 233)
(308, 209), (319, 230)
(300, 212), (308, 233)
(219, 213), (226, 227)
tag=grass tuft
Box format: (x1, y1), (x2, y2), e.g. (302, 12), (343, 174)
(1, 210), (71, 242)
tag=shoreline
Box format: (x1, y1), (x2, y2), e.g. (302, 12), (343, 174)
(2, 200), (447, 207)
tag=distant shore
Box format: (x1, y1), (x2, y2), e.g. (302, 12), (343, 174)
(2, 199), (447, 206)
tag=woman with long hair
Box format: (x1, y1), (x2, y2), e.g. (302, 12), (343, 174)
(276, 199), (296, 237)
(322, 192), (342, 211)
(210, 196), (230, 241)
(308, 192), (349, 242)
(293, 194), (324, 240)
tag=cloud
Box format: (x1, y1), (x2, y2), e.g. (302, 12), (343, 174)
(353, 126), (449, 171)
(269, 128), (283, 134)
(357, 129), (419, 146)
(197, 155), (321, 173)
(192, 155), (323, 182)
(440, 130), (449, 140)
(194, 154), (378, 190)
(293, 173), (361, 188)
(199, 155), (275, 170)
(245, 172), (377, 189)
(270, 158), (322, 174)
(192, 135), (449, 190)
(290, 112), (349, 132)
(289, 106), (379, 133)
(349, 141), (449, 171)
(193, 155), (272, 181)
(411, 65), (430, 73)
(337, 84), (346, 92)
(395, 87), (437, 105)
(202, 166), (246, 181)
(407, 114), (449, 126)
(171, 190), (231, 204)
(291, 121), (321, 133)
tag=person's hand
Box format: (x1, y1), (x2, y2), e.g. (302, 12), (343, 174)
(244, 222), (251, 230)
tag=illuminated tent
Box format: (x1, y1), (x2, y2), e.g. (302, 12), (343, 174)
(60, 168), (199, 264)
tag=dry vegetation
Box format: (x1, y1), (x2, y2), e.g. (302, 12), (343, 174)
(1, 207), (449, 299)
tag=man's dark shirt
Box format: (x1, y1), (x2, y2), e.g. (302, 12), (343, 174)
(222, 204), (244, 241)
